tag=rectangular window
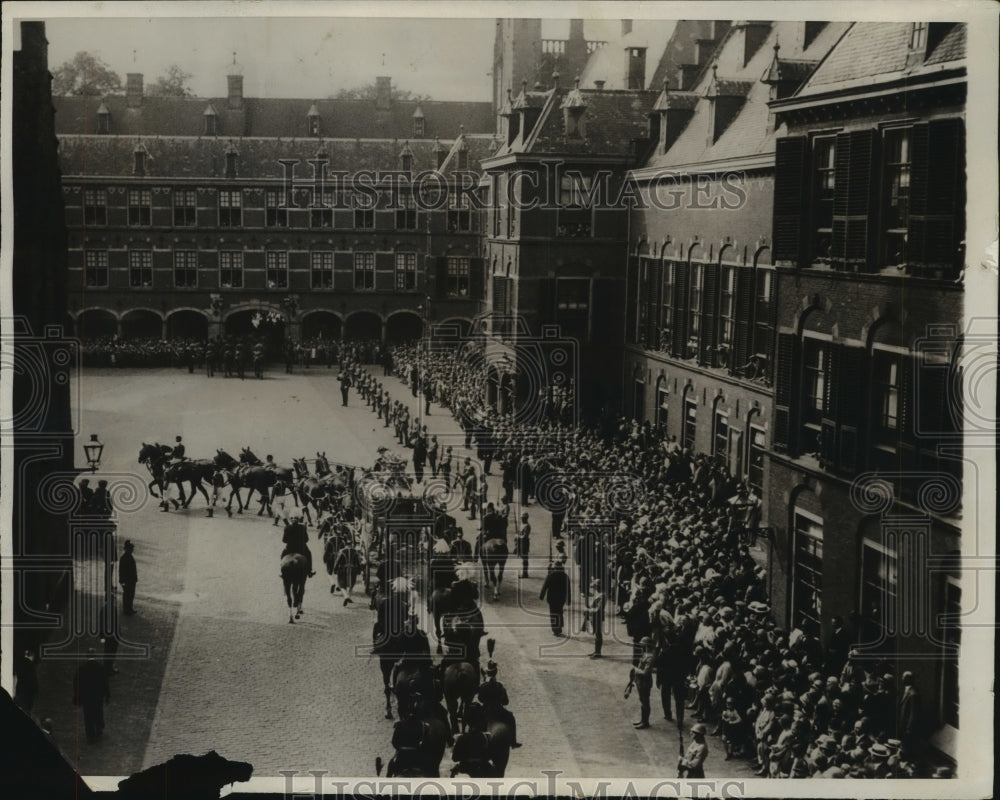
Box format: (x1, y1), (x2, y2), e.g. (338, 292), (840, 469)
(747, 426), (765, 495)
(793, 510), (824, 629)
(556, 278), (590, 341)
(656, 388), (669, 430)
(84, 250), (109, 287)
(753, 268), (774, 361)
(174, 250), (198, 288)
(219, 251), (244, 288)
(687, 263), (703, 359)
(447, 256), (470, 296)
(803, 339), (828, 426)
(266, 189), (289, 227)
(266, 251), (288, 289)
(557, 174), (593, 237)
(719, 266), (735, 358)
(413, 116), (425, 138)
(173, 189), (197, 226)
(395, 193), (417, 230)
(861, 537), (898, 654)
(219, 190), (243, 227)
(310, 251), (334, 289)
(310, 188), (334, 228)
(714, 411), (728, 461)
(660, 262), (674, 351)
(395, 252), (417, 290)
(128, 250), (152, 288)
(352, 193), (375, 230)
(813, 136), (835, 264)
(910, 22), (928, 52)
(448, 196), (473, 232)
(84, 189), (107, 226)
(127, 189), (152, 226)
(683, 398), (697, 449)
(354, 251), (375, 290)
(492, 176), (501, 237)
(882, 128), (911, 267)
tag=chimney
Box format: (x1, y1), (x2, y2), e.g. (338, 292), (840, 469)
(376, 76), (392, 111)
(126, 73), (143, 108)
(227, 73), (243, 110)
(621, 20), (633, 36)
(18, 22), (48, 73)
(626, 47), (647, 90)
(594, 80), (606, 91)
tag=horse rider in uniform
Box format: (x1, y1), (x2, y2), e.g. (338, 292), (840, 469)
(281, 514), (315, 577)
(449, 529), (472, 561)
(477, 661), (522, 748)
(264, 454), (277, 470)
(632, 636), (655, 729)
(388, 694), (430, 777)
(171, 436), (186, 462)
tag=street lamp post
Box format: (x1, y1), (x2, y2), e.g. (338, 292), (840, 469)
(83, 434), (104, 473)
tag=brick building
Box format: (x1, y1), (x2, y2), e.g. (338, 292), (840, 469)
(54, 69), (497, 348)
(766, 21), (966, 757)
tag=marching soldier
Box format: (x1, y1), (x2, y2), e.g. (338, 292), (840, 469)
(632, 636), (655, 729)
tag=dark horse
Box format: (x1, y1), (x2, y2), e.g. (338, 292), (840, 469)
(280, 553), (309, 623)
(440, 579), (485, 733)
(163, 459), (215, 508)
(139, 442), (207, 510)
(373, 579), (421, 719)
(382, 695), (450, 778)
(479, 536), (508, 601)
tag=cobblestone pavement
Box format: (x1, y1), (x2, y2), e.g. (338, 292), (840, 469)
(29, 365), (758, 781)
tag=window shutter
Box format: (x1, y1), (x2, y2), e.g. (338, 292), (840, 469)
(671, 259), (689, 357)
(908, 118), (964, 275)
(772, 332), (800, 454)
(626, 255), (639, 344)
(773, 136), (808, 265)
(702, 262), (719, 364)
(898, 356), (916, 458)
(469, 257), (485, 301)
(732, 267), (754, 376)
(820, 345), (840, 465)
(434, 256), (448, 299)
(831, 129), (877, 271)
(836, 345), (866, 472)
(492, 275), (508, 315)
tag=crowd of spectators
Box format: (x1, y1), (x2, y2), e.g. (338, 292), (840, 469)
(376, 338), (943, 780)
(81, 336), (204, 368)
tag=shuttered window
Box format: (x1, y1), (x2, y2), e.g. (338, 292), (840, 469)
(773, 136), (807, 265)
(830, 129), (877, 271)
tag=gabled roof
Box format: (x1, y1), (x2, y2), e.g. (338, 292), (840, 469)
(435, 133), (497, 176)
(53, 95), (494, 140)
(56, 135), (484, 179)
(798, 22), (966, 95)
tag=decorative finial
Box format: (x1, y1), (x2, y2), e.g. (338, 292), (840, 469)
(575, 75), (581, 89)
(233, 51), (237, 66)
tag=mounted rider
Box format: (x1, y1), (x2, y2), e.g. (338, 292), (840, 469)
(281, 514), (315, 577)
(476, 661), (522, 748)
(170, 435), (187, 462)
(450, 703), (494, 778)
(388, 694), (431, 777)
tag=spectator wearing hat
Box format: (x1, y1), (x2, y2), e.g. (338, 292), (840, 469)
(656, 618), (692, 729)
(898, 671), (922, 761)
(92, 480), (113, 519)
(630, 636), (656, 728)
(77, 478), (94, 516)
(720, 696), (745, 759)
(584, 577), (606, 658)
(679, 722), (709, 778)
(73, 648), (109, 743)
(539, 560), (570, 637)
(514, 513), (531, 578)
(119, 540), (138, 615)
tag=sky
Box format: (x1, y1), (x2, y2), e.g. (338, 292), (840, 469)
(38, 17), (628, 102)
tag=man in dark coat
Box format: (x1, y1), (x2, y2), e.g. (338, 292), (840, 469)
(410, 365), (419, 398)
(339, 371), (351, 406)
(412, 433), (428, 484)
(625, 586), (653, 666)
(73, 648), (109, 742)
(119, 540), (138, 615)
(539, 560), (570, 636)
(656, 619), (693, 728)
(476, 661), (522, 747)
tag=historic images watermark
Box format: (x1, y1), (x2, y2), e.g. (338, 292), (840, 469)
(278, 160), (750, 213)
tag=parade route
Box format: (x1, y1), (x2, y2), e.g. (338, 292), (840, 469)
(30, 365), (757, 780)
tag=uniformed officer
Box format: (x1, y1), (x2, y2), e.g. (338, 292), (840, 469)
(476, 661), (522, 747)
(171, 435), (186, 461)
(632, 636), (656, 729)
(281, 514), (315, 577)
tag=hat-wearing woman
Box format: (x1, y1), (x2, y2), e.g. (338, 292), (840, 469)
(679, 723), (709, 778)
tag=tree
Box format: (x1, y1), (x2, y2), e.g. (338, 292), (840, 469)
(147, 65), (193, 97)
(332, 83), (430, 103)
(51, 51), (122, 96)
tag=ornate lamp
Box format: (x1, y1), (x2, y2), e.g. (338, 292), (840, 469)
(83, 434), (104, 472)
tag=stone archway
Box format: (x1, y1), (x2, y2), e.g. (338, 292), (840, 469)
(77, 309), (118, 340)
(300, 310), (342, 341)
(120, 308), (163, 339)
(385, 311), (423, 344)
(344, 310), (382, 341)
(224, 309), (284, 355)
(166, 310), (209, 340)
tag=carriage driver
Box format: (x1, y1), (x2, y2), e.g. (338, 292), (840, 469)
(477, 661), (523, 748)
(281, 514), (316, 577)
(171, 436), (186, 461)
(264, 454), (277, 471)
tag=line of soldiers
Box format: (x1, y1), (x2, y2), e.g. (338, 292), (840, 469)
(202, 337), (266, 379)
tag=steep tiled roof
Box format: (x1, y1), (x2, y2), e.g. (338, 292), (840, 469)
(53, 95), (494, 140)
(643, 20), (849, 168)
(800, 22), (965, 94)
(521, 88), (657, 157)
(436, 134), (500, 176)
(56, 136), (480, 179)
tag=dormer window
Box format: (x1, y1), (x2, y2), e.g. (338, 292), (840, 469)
(412, 107), (426, 138)
(307, 104), (321, 137)
(910, 22), (929, 52)
(399, 142), (414, 173)
(561, 78), (587, 138)
(225, 144), (239, 179)
(133, 145), (147, 177)
(97, 102), (110, 134)
(457, 148), (468, 170)
(204, 104), (218, 136)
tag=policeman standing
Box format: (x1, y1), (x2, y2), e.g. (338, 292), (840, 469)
(119, 540), (138, 615)
(339, 370), (352, 406)
(632, 636), (655, 729)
